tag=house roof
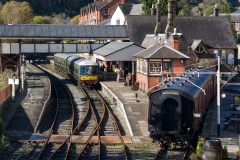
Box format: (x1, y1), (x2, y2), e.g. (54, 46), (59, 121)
(81, 2), (108, 14)
(129, 3), (143, 15)
(191, 39), (202, 51)
(125, 15), (237, 49)
(119, 4), (133, 15)
(134, 44), (189, 59)
(93, 42), (136, 56)
(210, 13), (240, 23)
(110, 3), (143, 19)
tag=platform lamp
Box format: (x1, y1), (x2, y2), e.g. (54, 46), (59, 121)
(12, 72), (16, 101)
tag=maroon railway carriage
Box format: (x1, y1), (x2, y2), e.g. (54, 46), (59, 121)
(148, 68), (216, 145)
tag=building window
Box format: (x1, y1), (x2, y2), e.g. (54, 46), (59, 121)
(163, 62), (170, 73)
(104, 7), (109, 16)
(116, 19), (120, 25)
(149, 62), (162, 74)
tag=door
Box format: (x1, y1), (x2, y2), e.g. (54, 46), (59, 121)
(163, 98), (178, 131)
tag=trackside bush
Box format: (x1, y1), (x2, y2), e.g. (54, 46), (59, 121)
(196, 136), (204, 155)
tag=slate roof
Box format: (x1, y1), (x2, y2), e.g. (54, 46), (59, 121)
(0, 24), (129, 39)
(81, 2), (107, 14)
(191, 39), (202, 51)
(150, 68), (213, 101)
(134, 44), (189, 59)
(125, 15), (237, 49)
(129, 3), (143, 15)
(93, 42), (137, 56)
(119, 4), (133, 15)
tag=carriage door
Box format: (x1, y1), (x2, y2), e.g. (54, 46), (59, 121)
(163, 98), (178, 131)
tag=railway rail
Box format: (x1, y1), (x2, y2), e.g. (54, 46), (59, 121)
(36, 71), (75, 159)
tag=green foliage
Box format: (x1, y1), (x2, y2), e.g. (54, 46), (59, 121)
(31, 16), (51, 24)
(196, 136), (204, 155)
(222, 145), (228, 159)
(219, 1), (232, 13)
(178, 0), (191, 16)
(141, 0), (169, 15)
(203, 6), (214, 16)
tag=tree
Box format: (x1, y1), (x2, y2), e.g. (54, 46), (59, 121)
(141, 0), (168, 15)
(178, 0), (191, 16)
(69, 15), (80, 25)
(141, 0), (192, 16)
(203, 6), (214, 16)
(51, 13), (70, 24)
(1, 1), (34, 24)
(31, 16), (51, 24)
(219, 1), (232, 13)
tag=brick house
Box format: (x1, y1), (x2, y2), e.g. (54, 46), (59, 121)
(134, 32), (192, 94)
(79, 0), (125, 25)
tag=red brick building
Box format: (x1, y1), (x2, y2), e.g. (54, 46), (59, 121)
(79, 0), (125, 25)
(134, 33), (196, 94)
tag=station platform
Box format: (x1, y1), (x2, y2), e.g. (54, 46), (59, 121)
(2, 63), (50, 140)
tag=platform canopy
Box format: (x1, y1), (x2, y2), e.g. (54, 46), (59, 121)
(0, 24), (129, 40)
(92, 42), (145, 61)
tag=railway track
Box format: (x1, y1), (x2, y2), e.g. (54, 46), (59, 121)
(36, 71), (75, 159)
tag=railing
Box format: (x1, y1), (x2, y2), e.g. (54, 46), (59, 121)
(100, 82), (133, 136)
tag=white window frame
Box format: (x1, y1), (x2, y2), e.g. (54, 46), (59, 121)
(149, 62), (162, 75)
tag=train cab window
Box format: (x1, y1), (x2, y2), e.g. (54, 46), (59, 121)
(86, 66), (98, 75)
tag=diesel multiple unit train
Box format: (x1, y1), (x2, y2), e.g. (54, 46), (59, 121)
(148, 68), (216, 146)
(54, 53), (99, 87)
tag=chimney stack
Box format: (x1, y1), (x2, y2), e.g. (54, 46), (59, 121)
(172, 28), (179, 50)
(165, 0), (177, 39)
(154, 0), (161, 35)
(214, 4), (219, 17)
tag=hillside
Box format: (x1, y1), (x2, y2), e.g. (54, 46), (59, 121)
(0, 0), (141, 17)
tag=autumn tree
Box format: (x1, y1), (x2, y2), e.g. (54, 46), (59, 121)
(32, 16), (51, 24)
(69, 15), (80, 25)
(1, 1), (34, 24)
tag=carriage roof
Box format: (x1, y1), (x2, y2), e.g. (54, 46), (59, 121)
(74, 59), (98, 66)
(67, 55), (81, 62)
(150, 68), (213, 100)
(54, 53), (71, 59)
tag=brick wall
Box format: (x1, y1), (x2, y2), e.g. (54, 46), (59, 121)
(0, 85), (11, 104)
